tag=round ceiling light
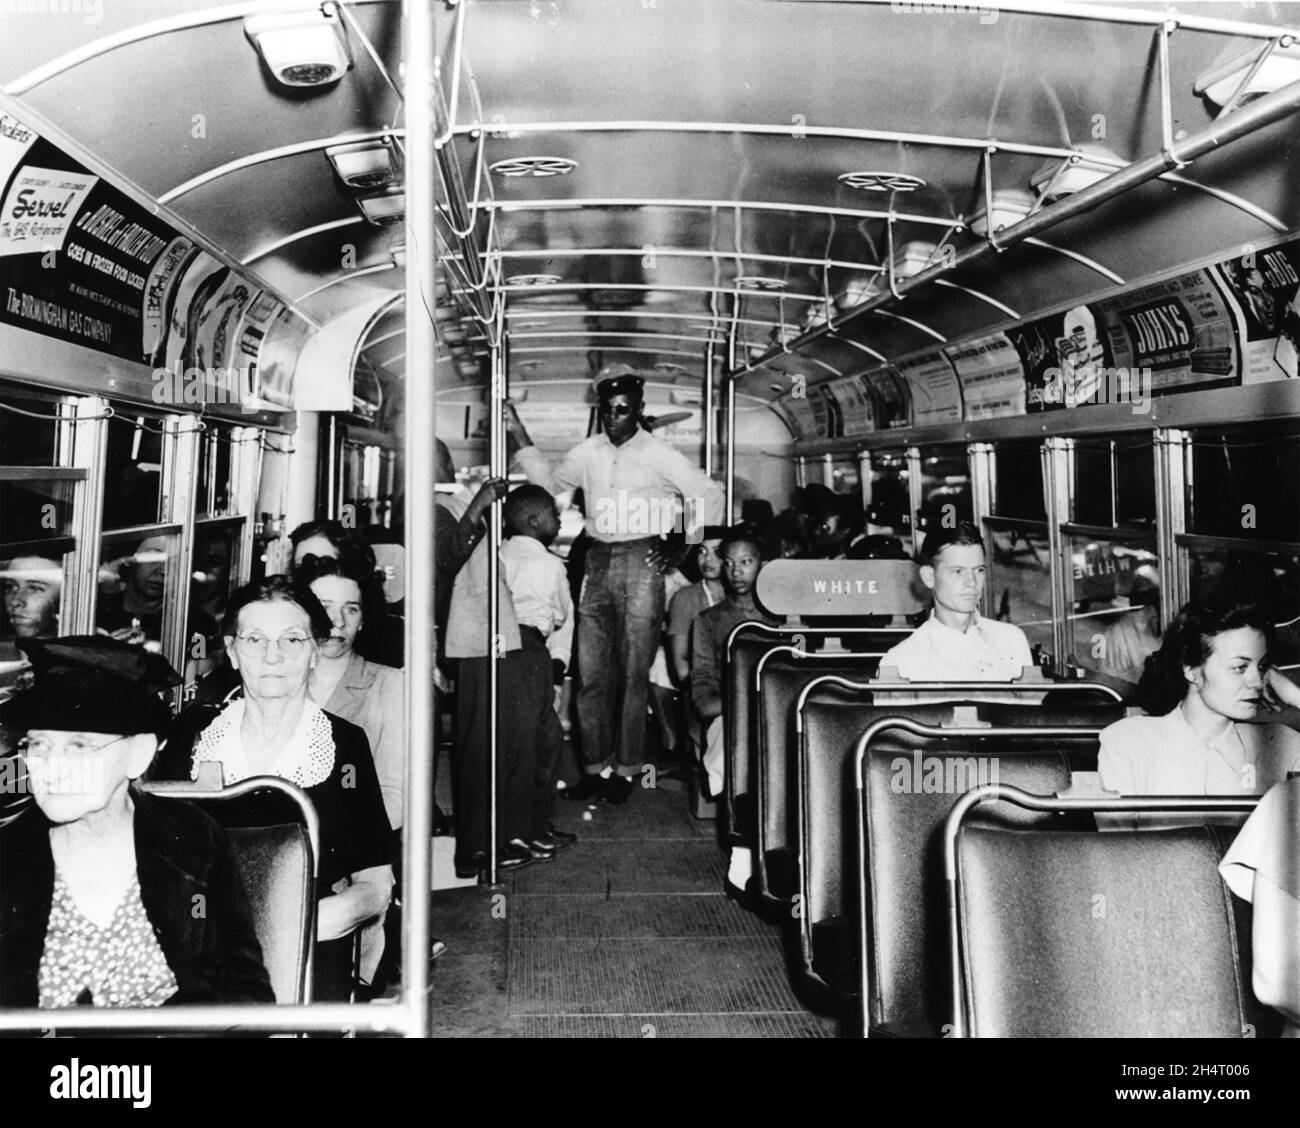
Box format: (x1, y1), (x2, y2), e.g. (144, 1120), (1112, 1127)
(490, 156), (578, 178)
(734, 276), (788, 291)
(837, 171), (927, 192)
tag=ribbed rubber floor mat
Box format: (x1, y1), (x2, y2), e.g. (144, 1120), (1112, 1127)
(507, 839), (725, 896)
(518, 1013), (836, 1038)
(508, 936), (807, 1015)
(510, 893), (770, 939)
(551, 781), (714, 839)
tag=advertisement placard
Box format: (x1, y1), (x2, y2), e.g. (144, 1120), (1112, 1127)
(945, 332), (1026, 419)
(1215, 240), (1300, 384)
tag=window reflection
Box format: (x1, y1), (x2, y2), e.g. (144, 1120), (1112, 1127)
(986, 526), (1053, 659)
(1, 555), (64, 641)
(1067, 540), (1161, 684)
(866, 451), (910, 537)
(96, 535), (175, 652)
(103, 414), (165, 529)
(1186, 546), (1300, 666)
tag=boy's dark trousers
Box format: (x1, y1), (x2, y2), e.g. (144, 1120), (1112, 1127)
(518, 626), (565, 838)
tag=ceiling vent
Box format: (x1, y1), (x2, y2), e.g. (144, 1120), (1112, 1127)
(489, 156), (578, 178)
(968, 188), (1036, 236)
(245, 8), (353, 88)
(837, 171), (926, 193)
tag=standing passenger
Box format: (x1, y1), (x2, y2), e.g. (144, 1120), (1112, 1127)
(499, 485), (578, 854)
(504, 366), (725, 805)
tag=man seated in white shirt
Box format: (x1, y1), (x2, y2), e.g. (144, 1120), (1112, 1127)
(880, 522), (1034, 681)
(500, 485), (579, 855)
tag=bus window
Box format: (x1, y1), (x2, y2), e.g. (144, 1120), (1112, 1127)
(1067, 540), (1161, 684)
(916, 446), (972, 542)
(1187, 424), (1300, 543)
(197, 426), (236, 519)
(865, 450), (910, 538)
(829, 456), (860, 495)
(1071, 436), (1154, 531)
(1184, 546), (1300, 668)
(102, 411), (166, 529)
(95, 531), (182, 655)
(986, 442), (1051, 661)
(0, 387), (61, 467)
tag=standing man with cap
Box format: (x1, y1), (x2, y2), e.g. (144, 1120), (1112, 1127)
(504, 365), (726, 804)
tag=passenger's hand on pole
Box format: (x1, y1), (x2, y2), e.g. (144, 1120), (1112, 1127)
(502, 400), (531, 448)
(645, 539), (669, 574)
(466, 477), (508, 524)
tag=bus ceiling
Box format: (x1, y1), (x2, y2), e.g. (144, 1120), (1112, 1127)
(0, 1), (1298, 433)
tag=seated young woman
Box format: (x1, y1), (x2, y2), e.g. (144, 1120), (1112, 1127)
(0, 636), (273, 1009)
(1098, 598), (1300, 829)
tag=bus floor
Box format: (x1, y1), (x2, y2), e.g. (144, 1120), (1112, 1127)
(426, 772), (842, 1038)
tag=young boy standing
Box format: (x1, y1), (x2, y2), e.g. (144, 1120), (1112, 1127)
(500, 485), (579, 851)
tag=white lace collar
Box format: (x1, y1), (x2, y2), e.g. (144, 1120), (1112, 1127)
(192, 698), (335, 788)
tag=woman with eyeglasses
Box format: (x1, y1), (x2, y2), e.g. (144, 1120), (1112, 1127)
(0, 637), (273, 1009)
(156, 577), (395, 1002)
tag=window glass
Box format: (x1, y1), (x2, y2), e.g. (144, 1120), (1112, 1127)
(1188, 425), (1300, 542)
(1065, 537), (1161, 684)
(985, 524), (1053, 660)
(993, 443), (1045, 521)
(0, 388), (60, 467)
(0, 474), (75, 546)
(866, 451), (910, 538)
(916, 446), (971, 543)
(103, 413), (165, 529)
(95, 532), (180, 654)
(197, 428), (236, 519)
(1185, 545), (1300, 667)
(1114, 438), (1155, 530)
(829, 456), (860, 495)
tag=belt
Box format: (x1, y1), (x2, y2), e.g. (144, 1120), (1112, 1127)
(519, 625), (547, 642)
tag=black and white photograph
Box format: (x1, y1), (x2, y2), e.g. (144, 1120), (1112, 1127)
(1, 0), (1299, 1104)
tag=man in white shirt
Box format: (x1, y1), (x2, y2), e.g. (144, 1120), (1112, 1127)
(880, 522), (1034, 681)
(500, 485), (578, 853)
(505, 366), (725, 804)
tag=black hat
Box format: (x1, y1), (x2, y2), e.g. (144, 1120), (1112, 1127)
(1, 636), (181, 738)
(699, 525), (729, 542)
(594, 363), (644, 401)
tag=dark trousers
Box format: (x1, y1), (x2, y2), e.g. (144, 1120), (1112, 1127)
(520, 628), (565, 837)
(575, 538), (665, 776)
(453, 632), (564, 859)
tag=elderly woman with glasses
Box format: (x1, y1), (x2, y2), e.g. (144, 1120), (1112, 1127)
(156, 577), (395, 1002)
(0, 637), (273, 1009)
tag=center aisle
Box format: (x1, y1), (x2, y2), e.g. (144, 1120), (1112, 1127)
(429, 778), (841, 1037)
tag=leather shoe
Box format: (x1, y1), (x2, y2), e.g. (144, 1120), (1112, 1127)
(565, 773), (608, 802)
(455, 847), (535, 880)
(541, 825), (577, 849)
(454, 851), (487, 880)
(605, 774), (636, 805)
(511, 837), (555, 861)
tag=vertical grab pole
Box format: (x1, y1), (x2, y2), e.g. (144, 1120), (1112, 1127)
(487, 322), (506, 886)
(403, 0), (438, 1038)
(724, 334), (737, 523)
(703, 340), (716, 478)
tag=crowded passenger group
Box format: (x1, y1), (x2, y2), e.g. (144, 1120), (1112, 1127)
(2, 362), (1299, 1036)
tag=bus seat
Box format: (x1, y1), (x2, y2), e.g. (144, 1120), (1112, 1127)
(224, 823), (315, 1005)
(955, 825), (1247, 1037)
(754, 654), (883, 911)
(798, 697), (963, 1005)
(862, 740), (1074, 1036)
(723, 624), (908, 847)
(143, 775), (318, 1006)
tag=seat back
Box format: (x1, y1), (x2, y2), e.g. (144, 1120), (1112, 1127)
(723, 623), (907, 842)
(863, 736), (1076, 1034)
(143, 772), (318, 1005)
(754, 652), (884, 906)
(956, 824), (1247, 1037)
(224, 823), (315, 1005)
